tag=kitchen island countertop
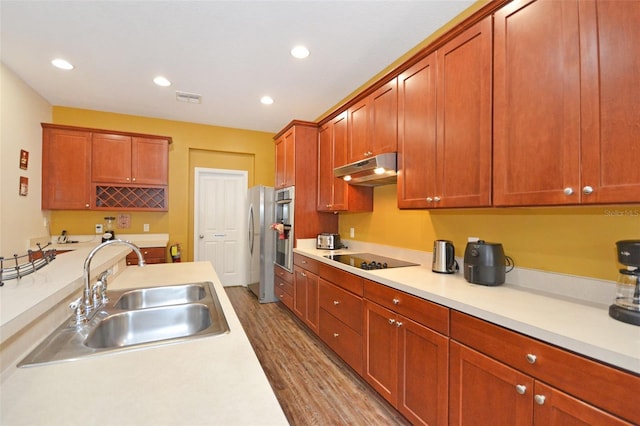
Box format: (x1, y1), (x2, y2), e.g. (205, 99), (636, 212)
(1, 262), (288, 426)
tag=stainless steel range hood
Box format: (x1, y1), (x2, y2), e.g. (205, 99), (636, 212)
(333, 152), (397, 186)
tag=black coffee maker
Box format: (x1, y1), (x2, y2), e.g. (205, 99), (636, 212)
(609, 240), (640, 326)
(101, 216), (116, 243)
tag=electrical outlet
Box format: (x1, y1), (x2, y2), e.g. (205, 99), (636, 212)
(143, 224), (150, 232)
(349, 227), (355, 238)
(95, 224), (103, 234)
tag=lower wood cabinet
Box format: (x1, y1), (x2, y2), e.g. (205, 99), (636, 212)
(363, 281), (449, 426)
(126, 246), (166, 265)
(450, 311), (638, 425)
(293, 255), (320, 334)
(273, 264), (294, 310)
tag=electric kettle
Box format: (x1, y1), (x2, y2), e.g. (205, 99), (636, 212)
(432, 240), (458, 274)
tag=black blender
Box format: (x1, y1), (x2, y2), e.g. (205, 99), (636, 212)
(609, 240), (640, 326)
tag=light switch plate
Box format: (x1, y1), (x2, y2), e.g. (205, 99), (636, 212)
(95, 224), (103, 234)
(143, 224), (150, 232)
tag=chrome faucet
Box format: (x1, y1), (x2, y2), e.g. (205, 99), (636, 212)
(74, 239), (145, 324)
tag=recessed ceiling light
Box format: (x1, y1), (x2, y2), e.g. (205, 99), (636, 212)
(51, 58), (74, 70)
(290, 45), (310, 59)
(153, 76), (171, 87)
(260, 96), (274, 105)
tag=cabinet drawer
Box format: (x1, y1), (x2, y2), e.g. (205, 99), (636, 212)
(276, 288), (294, 310)
(274, 265), (293, 284)
(363, 280), (449, 336)
(451, 310), (640, 425)
(127, 246), (166, 265)
(319, 308), (363, 375)
(319, 279), (363, 334)
(274, 274), (293, 297)
(319, 263), (364, 296)
(294, 253), (319, 274)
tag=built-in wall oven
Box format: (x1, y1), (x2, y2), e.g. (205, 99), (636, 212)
(274, 186), (295, 272)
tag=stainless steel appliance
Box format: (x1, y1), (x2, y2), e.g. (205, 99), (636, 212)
(247, 185), (276, 303)
(432, 240), (458, 274)
(463, 240), (513, 286)
(325, 253), (418, 270)
(317, 233), (341, 250)
(609, 240), (640, 326)
(274, 186), (294, 272)
(333, 152), (397, 186)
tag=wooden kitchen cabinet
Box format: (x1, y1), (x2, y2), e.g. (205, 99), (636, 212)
(317, 112), (372, 212)
(450, 311), (639, 425)
(275, 128), (295, 189)
(274, 264), (294, 310)
(293, 254), (320, 334)
(493, 0), (640, 206)
(317, 264), (364, 375)
(347, 78), (397, 164)
(397, 16), (492, 209)
(42, 124), (92, 210)
(126, 246), (166, 265)
(92, 135), (169, 185)
(363, 280), (449, 426)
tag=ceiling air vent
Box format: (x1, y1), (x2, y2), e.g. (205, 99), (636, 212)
(176, 91), (202, 104)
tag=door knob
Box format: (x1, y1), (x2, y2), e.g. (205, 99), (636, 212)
(199, 234), (204, 239)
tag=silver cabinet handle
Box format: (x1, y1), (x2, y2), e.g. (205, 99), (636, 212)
(426, 197), (433, 202)
(564, 187), (574, 195)
(534, 395), (546, 405)
(333, 300), (340, 305)
(434, 196), (441, 202)
(395, 321), (403, 328)
(132, 177), (136, 182)
(301, 272), (307, 277)
(515, 384), (527, 395)
(279, 282), (284, 286)
(526, 353), (537, 364)
(333, 333), (339, 338)
(85, 203), (90, 208)
(583, 186), (594, 195)
(388, 318), (396, 325)
(301, 260), (307, 264)
(392, 298), (400, 305)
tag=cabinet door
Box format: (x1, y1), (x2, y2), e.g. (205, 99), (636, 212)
(533, 382), (632, 426)
(92, 133), (132, 183)
(317, 122), (334, 210)
(436, 17), (492, 208)
(397, 53), (437, 208)
(449, 342), (533, 425)
(397, 316), (449, 426)
(370, 78), (398, 156)
(305, 271), (319, 334)
(347, 98), (370, 163)
(493, 0), (581, 206)
(330, 112), (349, 210)
(132, 137), (168, 185)
(275, 134), (287, 189)
(293, 265), (307, 320)
(42, 126), (92, 209)
(363, 300), (398, 406)
(580, 0), (640, 203)
(275, 129), (295, 189)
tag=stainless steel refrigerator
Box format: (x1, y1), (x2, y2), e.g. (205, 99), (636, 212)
(247, 185), (277, 303)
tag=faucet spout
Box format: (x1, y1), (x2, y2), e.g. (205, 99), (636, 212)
(81, 239), (145, 319)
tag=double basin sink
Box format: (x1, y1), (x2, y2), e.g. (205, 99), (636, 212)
(19, 281), (230, 367)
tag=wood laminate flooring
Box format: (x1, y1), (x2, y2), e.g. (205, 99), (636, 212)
(225, 286), (411, 426)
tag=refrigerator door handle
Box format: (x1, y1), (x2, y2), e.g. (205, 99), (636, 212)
(248, 204), (255, 256)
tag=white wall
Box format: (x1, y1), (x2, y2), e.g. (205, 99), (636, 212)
(0, 62), (52, 255)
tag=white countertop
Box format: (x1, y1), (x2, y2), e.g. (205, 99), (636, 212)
(294, 243), (640, 376)
(1, 262), (288, 426)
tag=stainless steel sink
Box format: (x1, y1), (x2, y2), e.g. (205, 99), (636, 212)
(18, 281), (229, 367)
(112, 283), (207, 309)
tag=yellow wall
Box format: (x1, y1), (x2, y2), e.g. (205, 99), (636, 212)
(339, 185), (640, 281)
(50, 107), (275, 261)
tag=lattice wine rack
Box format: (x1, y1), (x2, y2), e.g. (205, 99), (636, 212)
(95, 185), (167, 210)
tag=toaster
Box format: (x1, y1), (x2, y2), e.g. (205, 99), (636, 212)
(317, 233), (341, 250)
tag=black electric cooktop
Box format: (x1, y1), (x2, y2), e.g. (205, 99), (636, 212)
(324, 253), (419, 270)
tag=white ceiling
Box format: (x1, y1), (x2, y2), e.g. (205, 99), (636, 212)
(1, 0), (474, 133)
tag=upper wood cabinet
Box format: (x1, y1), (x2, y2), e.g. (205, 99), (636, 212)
(493, 0), (640, 206)
(42, 123), (171, 211)
(92, 135), (168, 185)
(346, 78), (398, 164)
(398, 17), (492, 209)
(317, 112), (373, 212)
(275, 127), (295, 189)
(42, 124), (92, 210)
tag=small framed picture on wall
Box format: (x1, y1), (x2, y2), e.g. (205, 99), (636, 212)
(20, 149), (29, 170)
(19, 176), (29, 196)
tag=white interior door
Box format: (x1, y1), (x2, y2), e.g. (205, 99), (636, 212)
(194, 168), (248, 287)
